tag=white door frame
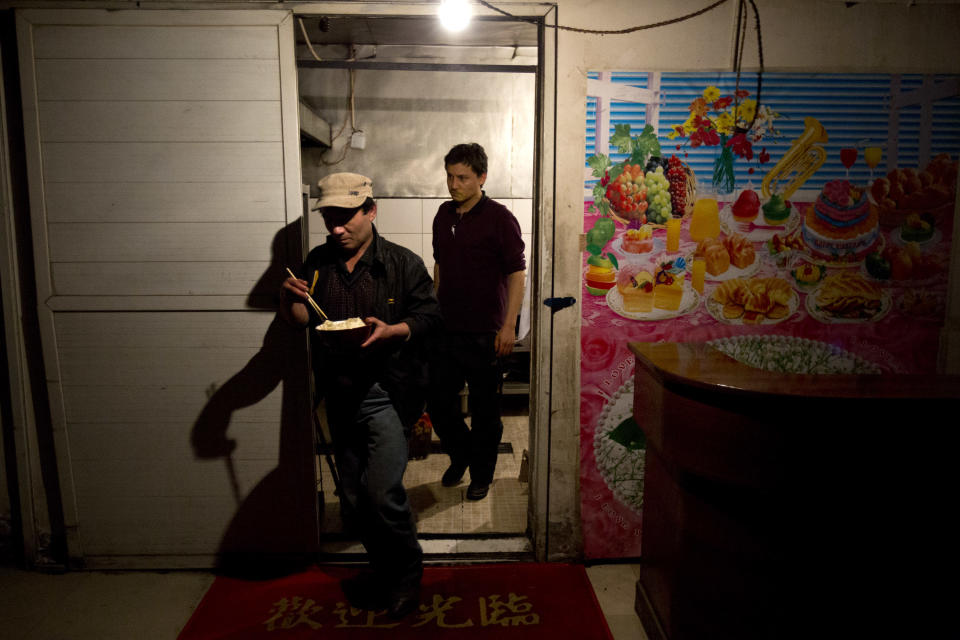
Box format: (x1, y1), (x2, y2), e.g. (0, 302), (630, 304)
(0, 0), (566, 566)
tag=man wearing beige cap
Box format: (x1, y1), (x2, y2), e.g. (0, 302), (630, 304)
(281, 172), (440, 618)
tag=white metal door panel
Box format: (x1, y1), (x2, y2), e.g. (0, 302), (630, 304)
(16, 9), (312, 568)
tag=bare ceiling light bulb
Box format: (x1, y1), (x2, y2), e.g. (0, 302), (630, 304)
(438, 0), (472, 32)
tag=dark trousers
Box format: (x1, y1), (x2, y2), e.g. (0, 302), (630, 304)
(326, 382), (422, 587)
(427, 331), (503, 485)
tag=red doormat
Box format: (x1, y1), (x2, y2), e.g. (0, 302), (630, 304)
(178, 563), (613, 639)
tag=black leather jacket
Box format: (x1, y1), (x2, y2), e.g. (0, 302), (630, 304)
(301, 227), (441, 428)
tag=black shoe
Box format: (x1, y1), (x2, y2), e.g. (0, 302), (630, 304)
(441, 463), (467, 487)
(466, 482), (490, 500)
(387, 585), (421, 619)
(341, 571), (389, 610)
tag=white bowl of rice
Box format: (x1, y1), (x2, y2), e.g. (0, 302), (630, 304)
(315, 317), (371, 347)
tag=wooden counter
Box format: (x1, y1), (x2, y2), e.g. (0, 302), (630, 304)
(629, 342), (960, 640)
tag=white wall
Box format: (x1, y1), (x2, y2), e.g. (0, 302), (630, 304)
(545, 0), (960, 556)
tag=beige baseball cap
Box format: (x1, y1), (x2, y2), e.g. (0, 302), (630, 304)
(315, 172), (373, 209)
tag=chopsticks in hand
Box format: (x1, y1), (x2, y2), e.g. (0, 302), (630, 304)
(285, 268), (328, 321)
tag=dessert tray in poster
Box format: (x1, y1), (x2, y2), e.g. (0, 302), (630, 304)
(707, 335), (881, 374)
(891, 226), (942, 248)
(605, 284), (701, 321)
(693, 253), (761, 282)
(611, 235), (665, 258)
(719, 204), (801, 242)
(592, 378), (645, 515)
(788, 259), (827, 293)
(858, 259), (943, 289)
(704, 277), (799, 325)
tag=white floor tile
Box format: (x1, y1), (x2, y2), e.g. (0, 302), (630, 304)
(604, 613), (649, 640)
(586, 564), (641, 615)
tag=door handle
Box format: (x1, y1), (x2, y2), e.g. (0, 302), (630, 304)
(543, 296), (576, 313)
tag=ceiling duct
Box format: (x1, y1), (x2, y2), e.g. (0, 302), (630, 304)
(294, 14), (538, 68)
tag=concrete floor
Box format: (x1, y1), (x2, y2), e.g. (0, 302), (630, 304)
(0, 562), (646, 639)
(1, 394), (648, 639)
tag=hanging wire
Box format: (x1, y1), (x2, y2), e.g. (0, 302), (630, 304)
(732, 0), (748, 124)
(320, 67), (358, 166)
(473, 0), (765, 122)
(297, 17), (362, 166)
(474, 0), (733, 34)
(297, 16), (323, 62)
(748, 0), (764, 115)
(732, 0), (745, 71)
(735, 0), (764, 134)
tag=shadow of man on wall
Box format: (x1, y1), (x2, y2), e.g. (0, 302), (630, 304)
(190, 217), (318, 579)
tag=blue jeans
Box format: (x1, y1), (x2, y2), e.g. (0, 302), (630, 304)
(326, 382), (422, 585)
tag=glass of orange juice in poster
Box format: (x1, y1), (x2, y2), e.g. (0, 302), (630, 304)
(689, 197), (720, 241)
(666, 217), (681, 252)
(691, 258), (706, 293)
(864, 145), (882, 180)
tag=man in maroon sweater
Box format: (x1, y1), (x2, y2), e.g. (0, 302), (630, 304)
(428, 143), (526, 501)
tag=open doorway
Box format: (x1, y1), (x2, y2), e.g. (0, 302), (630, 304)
(292, 13), (540, 552)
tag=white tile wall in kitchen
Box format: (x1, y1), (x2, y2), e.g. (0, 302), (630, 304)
(420, 198), (448, 233)
(381, 233), (423, 257)
(373, 198), (422, 234)
(508, 198), (534, 235)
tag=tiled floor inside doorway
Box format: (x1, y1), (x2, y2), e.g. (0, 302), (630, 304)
(318, 397), (529, 536)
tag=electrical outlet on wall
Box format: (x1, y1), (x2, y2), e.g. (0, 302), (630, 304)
(350, 130), (366, 150)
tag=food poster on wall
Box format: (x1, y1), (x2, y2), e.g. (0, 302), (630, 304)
(580, 71), (959, 559)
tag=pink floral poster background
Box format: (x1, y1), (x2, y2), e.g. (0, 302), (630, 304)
(580, 71), (958, 559)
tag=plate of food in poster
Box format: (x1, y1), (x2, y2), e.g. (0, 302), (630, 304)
(705, 276), (799, 325)
(719, 190), (801, 243)
(805, 271), (892, 323)
(691, 232), (761, 281)
(891, 212), (942, 247)
(593, 378), (645, 515)
(860, 244), (947, 288)
(611, 224), (665, 259)
(766, 227), (809, 268)
(870, 156), (958, 230)
(788, 259), (826, 293)
(606, 259), (701, 321)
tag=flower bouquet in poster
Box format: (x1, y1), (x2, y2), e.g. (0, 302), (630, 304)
(668, 85), (782, 194)
(587, 124), (695, 225)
